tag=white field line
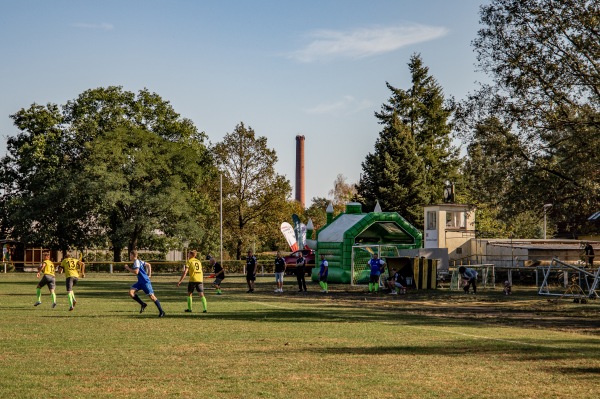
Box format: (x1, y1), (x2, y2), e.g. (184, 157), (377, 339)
(249, 301), (597, 353)
(401, 325), (567, 350)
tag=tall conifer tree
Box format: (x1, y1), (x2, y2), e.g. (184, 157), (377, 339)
(358, 54), (458, 225)
(358, 112), (425, 225)
(382, 54), (459, 205)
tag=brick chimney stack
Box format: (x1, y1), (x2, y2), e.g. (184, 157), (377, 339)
(295, 135), (305, 208)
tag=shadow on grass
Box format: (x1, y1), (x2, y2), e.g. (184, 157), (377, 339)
(550, 366), (600, 375)
(276, 342), (600, 363)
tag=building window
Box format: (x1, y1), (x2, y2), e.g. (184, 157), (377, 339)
(427, 211), (437, 230)
(446, 211), (466, 229)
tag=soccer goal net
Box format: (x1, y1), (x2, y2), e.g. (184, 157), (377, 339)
(351, 245), (401, 286)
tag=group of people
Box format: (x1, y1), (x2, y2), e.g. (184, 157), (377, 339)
(246, 250), (329, 293)
(33, 249), (226, 317)
(34, 251), (85, 311)
(35, 250), (493, 317)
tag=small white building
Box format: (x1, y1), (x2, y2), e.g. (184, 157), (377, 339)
(423, 204), (476, 260)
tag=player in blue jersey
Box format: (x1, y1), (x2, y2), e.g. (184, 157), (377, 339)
(367, 253), (385, 293)
(124, 250), (165, 317)
(459, 266), (478, 294)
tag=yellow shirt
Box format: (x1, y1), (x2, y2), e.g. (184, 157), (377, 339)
(61, 257), (80, 278)
(41, 260), (55, 276)
(187, 257), (203, 283)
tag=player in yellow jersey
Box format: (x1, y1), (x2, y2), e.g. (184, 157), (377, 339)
(34, 252), (57, 308)
(58, 256), (85, 311)
(177, 250), (208, 313)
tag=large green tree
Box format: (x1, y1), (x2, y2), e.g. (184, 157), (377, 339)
(0, 103), (99, 252)
(213, 122), (291, 259)
(358, 54), (459, 225)
(458, 0), (600, 236)
(0, 86), (214, 259)
(383, 54), (460, 204)
(83, 127), (214, 258)
(357, 110), (426, 225)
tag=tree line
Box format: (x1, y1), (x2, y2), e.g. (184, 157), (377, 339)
(1, 0), (597, 260)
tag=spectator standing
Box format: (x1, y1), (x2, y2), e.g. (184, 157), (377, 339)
(209, 255), (225, 295)
(296, 254), (307, 292)
(246, 250), (257, 293)
(274, 251), (286, 293)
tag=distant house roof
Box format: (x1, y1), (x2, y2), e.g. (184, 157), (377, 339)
(486, 239), (597, 251)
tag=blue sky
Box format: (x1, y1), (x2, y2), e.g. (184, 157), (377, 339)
(0, 0), (487, 204)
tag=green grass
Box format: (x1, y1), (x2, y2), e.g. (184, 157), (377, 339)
(2, 273), (600, 398)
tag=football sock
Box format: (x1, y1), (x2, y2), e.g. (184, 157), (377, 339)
(132, 294), (145, 306)
(374, 284), (379, 292)
(187, 296), (192, 311)
(51, 292), (56, 303)
(368, 283), (373, 292)
(324, 283), (328, 291)
(68, 292), (73, 307)
(201, 296), (207, 312)
(36, 288), (41, 302)
(154, 299), (164, 313)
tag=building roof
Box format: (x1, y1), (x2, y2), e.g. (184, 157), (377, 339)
(318, 214), (366, 242)
(486, 239), (597, 251)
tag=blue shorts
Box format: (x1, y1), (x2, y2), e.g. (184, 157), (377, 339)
(131, 280), (154, 295)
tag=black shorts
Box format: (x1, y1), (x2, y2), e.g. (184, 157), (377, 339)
(187, 282), (204, 293)
(65, 277), (78, 291)
(38, 274), (56, 290)
(369, 274), (380, 284)
(246, 275), (256, 282)
(319, 275), (328, 282)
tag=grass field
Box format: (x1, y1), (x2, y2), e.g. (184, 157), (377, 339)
(2, 273), (600, 399)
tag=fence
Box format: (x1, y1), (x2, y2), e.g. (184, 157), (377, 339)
(2, 260), (260, 275)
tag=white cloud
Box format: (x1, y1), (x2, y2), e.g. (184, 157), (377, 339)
(72, 22), (114, 31)
(288, 24), (448, 63)
(304, 95), (373, 116)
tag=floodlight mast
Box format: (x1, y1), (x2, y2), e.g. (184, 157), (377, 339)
(543, 204), (553, 239)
